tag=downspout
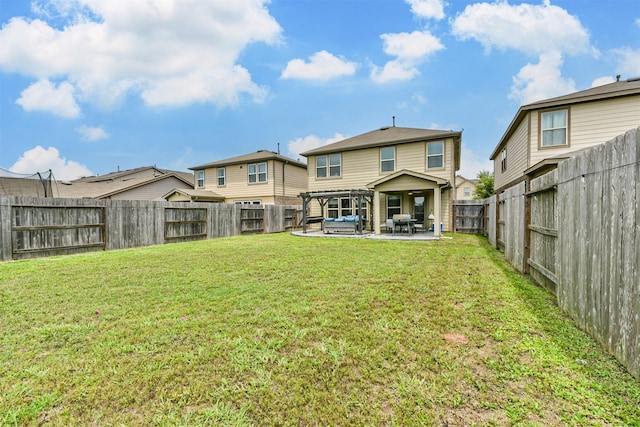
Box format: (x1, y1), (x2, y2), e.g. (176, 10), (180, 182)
(283, 160), (288, 204)
(273, 160), (277, 202)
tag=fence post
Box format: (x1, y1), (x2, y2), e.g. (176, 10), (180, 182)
(0, 197), (12, 261)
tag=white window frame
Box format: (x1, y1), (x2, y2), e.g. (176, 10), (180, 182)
(248, 162), (267, 184)
(234, 200), (262, 205)
(501, 148), (507, 172)
(217, 167), (226, 187)
(541, 109), (568, 147)
(380, 147), (395, 172)
(387, 195), (401, 219)
(316, 154), (341, 178)
(427, 141), (444, 169)
(196, 170), (205, 188)
(316, 155), (327, 178)
(464, 187), (471, 197)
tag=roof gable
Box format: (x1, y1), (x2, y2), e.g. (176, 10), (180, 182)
(190, 150), (307, 170)
(490, 77), (640, 159)
(367, 169), (449, 188)
(301, 126), (461, 157)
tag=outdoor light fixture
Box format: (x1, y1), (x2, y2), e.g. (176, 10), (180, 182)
(428, 209), (435, 220)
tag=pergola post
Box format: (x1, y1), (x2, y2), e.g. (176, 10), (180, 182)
(434, 185), (442, 237)
(374, 190), (382, 235)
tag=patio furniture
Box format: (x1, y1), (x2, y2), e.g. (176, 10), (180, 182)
(392, 214), (416, 235)
(323, 215), (362, 234)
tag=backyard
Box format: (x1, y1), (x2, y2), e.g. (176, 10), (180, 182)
(0, 233), (638, 426)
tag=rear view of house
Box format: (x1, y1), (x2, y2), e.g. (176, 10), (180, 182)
(179, 150), (308, 205)
(301, 126), (462, 236)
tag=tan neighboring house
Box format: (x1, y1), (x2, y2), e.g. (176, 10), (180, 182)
(1, 166), (194, 200)
(490, 77), (640, 193)
(455, 176), (478, 200)
(300, 126), (462, 236)
(176, 150), (308, 205)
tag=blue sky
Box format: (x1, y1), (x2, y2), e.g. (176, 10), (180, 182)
(1, 0), (639, 180)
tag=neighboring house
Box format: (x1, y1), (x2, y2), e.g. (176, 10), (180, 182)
(490, 77), (640, 193)
(300, 126), (462, 236)
(184, 150), (308, 205)
(455, 175), (478, 200)
(56, 166), (194, 200)
(0, 166), (195, 200)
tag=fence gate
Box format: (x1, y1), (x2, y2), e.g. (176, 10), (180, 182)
(452, 200), (484, 234)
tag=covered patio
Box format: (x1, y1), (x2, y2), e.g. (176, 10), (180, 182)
(367, 169), (450, 238)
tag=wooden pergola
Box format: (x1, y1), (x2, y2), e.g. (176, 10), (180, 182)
(299, 189), (375, 234)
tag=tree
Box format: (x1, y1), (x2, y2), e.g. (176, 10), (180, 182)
(473, 170), (494, 200)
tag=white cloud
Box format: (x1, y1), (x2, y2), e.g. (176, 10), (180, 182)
(0, 1), (282, 109)
(614, 48), (640, 77)
(370, 30), (444, 84)
(76, 125), (108, 141)
(452, 1), (597, 105)
(451, 1), (594, 57)
(287, 133), (347, 159)
(459, 146), (492, 180)
(509, 52), (576, 104)
(281, 51), (357, 81)
(15, 78), (81, 118)
(10, 146), (93, 180)
(591, 76), (616, 87)
(405, 0), (445, 20)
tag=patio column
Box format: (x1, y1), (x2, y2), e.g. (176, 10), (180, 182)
(434, 185), (442, 237)
(374, 190), (382, 234)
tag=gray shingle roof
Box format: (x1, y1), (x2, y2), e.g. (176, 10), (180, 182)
(300, 127), (462, 156)
(190, 150), (307, 170)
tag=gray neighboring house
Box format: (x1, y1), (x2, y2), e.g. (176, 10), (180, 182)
(1, 166), (195, 200)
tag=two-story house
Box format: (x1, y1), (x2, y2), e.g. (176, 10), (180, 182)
(172, 150), (308, 205)
(490, 77), (640, 193)
(455, 175), (478, 200)
(300, 126), (462, 236)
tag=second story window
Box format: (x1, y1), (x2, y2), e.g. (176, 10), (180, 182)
(541, 109), (568, 147)
(380, 147), (395, 172)
(196, 170), (205, 188)
(501, 148), (507, 172)
(316, 154), (341, 178)
(248, 162), (267, 183)
(427, 141), (444, 169)
(217, 168), (225, 186)
(464, 187), (471, 197)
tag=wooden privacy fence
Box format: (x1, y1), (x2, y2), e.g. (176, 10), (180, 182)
(452, 200), (484, 234)
(483, 127), (640, 380)
(0, 197), (299, 262)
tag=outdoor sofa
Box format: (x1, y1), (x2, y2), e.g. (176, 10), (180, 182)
(322, 215), (362, 234)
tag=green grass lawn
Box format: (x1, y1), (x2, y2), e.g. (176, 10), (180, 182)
(1, 233), (638, 426)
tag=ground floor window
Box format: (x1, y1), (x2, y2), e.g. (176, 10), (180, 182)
(387, 195), (401, 218)
(234, 200), (261, 205)
(326, 197), (368, 218)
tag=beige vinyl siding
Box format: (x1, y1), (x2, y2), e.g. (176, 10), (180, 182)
(494, 117), (530, 190)
(308, 138), (457, 192)
(455, 183), (476, 200)
(204, 162), (273, 200)
(530, 96), (640, 166)
(272, 162), (308, 198)
(203, 160), (306, 204)
(110, 177), (192, 200)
